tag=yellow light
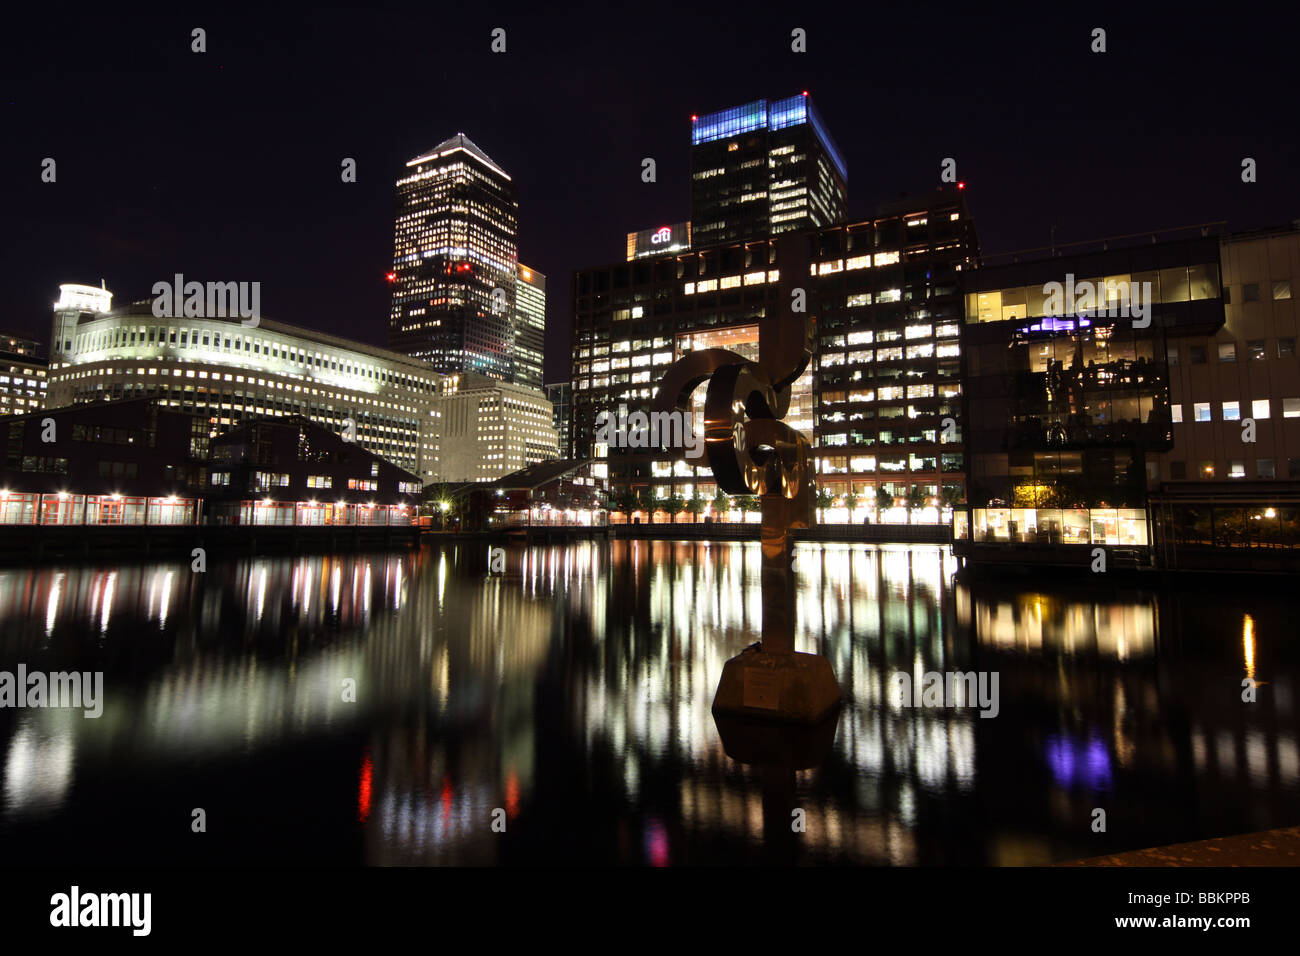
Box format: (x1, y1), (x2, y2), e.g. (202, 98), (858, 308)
(1243, 614), (1255, 680)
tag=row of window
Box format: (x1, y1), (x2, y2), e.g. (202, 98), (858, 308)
(1170, 459), (1300, 480)
(1172, 398), (1300, 422)
(1171, 338), (1296, 363)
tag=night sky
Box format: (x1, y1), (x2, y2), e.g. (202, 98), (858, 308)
(2, 4), (1295, 384)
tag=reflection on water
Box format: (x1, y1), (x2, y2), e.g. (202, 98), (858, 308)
(0, 542), (1296, 865)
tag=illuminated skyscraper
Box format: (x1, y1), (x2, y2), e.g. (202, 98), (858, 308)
(389, 133), (519, 381)
(690, 93), (847, 247)
(513, 263), (545, 390)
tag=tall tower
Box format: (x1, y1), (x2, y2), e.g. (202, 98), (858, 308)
(389, 133), (519, 381)
(513, 263), (545, 390)
(690, 93), (847, 247)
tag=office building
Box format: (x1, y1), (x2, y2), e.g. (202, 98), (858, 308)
(432, 372), (559, 483)
(44, 286), (448, 482)
(513, 263), (545, 390)
(389, 133), (520, 383)
(0, 331), (47, 417)
(1145, 224), (1300, 566)
(570, 188), (976, 521)
(690, 93), (847, 247)
(955, 229), (1225, 567)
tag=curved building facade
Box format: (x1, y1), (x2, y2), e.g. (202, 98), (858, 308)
(46, 290), (447, 481)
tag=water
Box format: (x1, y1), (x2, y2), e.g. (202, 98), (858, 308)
(0, 541), (1296, 865)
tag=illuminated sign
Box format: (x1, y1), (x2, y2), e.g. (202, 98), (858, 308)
(626, 221), (692, 260)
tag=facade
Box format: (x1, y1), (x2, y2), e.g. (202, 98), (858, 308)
(388, 133), (520, 383)
(544, 381), (572, 459)
(955, 230), (1226, 566)
(1153, 225), (1300, 484)
(206, 415), (421, 526)
(0, 400), (419, 528)
(0, 399), (208, 526)
(513, 263), (545, 390)
(690, 93), (847, 247)
(44, 288), (448, 483)
(1145, 225), (1300, 566)
(431, 373), (559, 483)
(0, 331), (47, 417)
(570, 188), (976, 521)
(462, 459), (608, 530)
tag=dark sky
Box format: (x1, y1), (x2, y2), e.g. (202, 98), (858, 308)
(2, 4), (1295, 384)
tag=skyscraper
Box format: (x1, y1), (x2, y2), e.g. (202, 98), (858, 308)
(513, 263), (545, 390)
(690, 93), (847, 247)
(389, 133), (519, 381)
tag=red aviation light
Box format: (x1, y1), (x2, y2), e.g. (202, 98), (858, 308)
(957, 182), (966, 190)
(385, 272), (396, 281)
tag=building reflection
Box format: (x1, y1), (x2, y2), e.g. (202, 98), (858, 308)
(0, 544), (1296, 865)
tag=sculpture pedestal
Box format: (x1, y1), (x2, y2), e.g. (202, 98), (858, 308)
(711, 644), (841, 725)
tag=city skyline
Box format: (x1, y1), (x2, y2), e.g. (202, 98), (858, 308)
(2, 7), (1294, 387)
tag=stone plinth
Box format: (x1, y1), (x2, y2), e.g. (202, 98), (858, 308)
(711, 644), (841, 725)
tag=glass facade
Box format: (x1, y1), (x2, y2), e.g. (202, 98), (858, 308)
(570, 190), (977, 522)
(389, 134), (521, 383)
(958, 235), (1225, 564)
(690, 93), (847, 246)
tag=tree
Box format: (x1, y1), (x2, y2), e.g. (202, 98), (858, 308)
(907, 485), (926, 524)
(844, 490), (860, 520)
(737, 495), (760, 518)
(685, 491), (707, 522)
(712, 487), (731, 521)
(635, 487), (656, 522)
(939, 484), (963, 513)
(876, 486), (895, 517)
(614, 488), (639, 521)
(664, 494), (687, 523)
(815, 488), (834, 523)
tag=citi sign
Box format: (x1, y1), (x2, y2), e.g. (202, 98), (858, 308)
(651, 227), (673, 244)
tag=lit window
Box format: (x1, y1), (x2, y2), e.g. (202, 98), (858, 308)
(1194, 402), (1212, 422)
(1222, 401), (1240, 421)
(1252, 399), (1270, 419)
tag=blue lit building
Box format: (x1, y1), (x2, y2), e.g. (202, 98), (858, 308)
(690, 93), (847, 247)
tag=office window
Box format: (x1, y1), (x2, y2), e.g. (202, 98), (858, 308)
(1279, 338), (1295, 358)
(1194, 402), (1212, 422)
(1284, 398), (1300, 418)
(1170, 461), (1186, 480)
(1258, 459), (1276, 479)
(1166, 346), (1178, 365)
(1221, 401), (1240, 421)
(1247, 340), (1267, 360)
(1218, 342), (1236, 362)
(1170, 404), (1183, 423)
(1199, 461), (1215, 478)
(1244, 283), (1261, 302)
(1189, 345), (1207, 364)
(1290, 459), (1300, 479)
(1229, 460), (1245, 478)
(1252, 399), (1270, 419)
(1274, 280), (1291, 300)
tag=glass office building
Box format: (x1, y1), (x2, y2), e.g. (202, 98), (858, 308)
(389, 133), (520, 383)
(513, 263), (546, 390)
(570, 189), (977, 523)
(956, 232), (1225, 566)
(691, 93), (847, 247)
